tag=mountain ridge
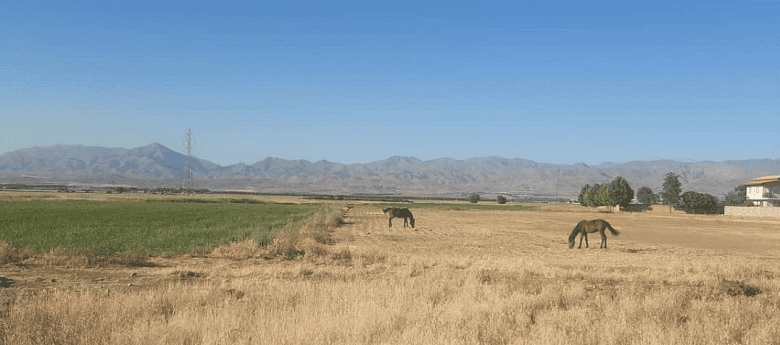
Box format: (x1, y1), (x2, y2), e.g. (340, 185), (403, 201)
(1, 143), (777, 198)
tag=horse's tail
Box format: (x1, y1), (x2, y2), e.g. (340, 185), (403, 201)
(605, 221), (619, 236)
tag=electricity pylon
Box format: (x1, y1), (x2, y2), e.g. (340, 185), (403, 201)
(183, 128), (193, 195)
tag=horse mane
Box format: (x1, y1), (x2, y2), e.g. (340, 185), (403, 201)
(567, 222), (582, 242)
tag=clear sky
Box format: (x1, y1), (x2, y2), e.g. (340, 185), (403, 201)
(2, 0), (779, 166)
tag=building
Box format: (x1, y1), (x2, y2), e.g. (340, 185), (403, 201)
(741, 175), (780, 207)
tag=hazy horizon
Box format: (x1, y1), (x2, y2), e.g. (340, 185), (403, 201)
(3, 1), (779, 166)
(4, 141), (780, 168)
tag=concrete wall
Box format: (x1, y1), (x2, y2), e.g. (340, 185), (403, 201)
(596, 205), (620, 213)
(724, 206), (780, 217)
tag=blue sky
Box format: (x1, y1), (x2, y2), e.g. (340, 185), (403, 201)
(2, 0), (778, 166)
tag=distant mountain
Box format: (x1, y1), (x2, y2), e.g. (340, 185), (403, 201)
(1, 143), (778, 198)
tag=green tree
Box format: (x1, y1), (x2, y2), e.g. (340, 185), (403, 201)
(594, 185), (615, 206)
(496, 195), (507, 204)
(587, 184), (602, 207)
(583, 190), (595, 207)
(680, 191), (719, 214)
(469, 193), (480, 203)
(609, 176), (634, 207)
(661, 172), (682, 210)
(637, 186), (654, 205)
(578, 184), (591, 206)
(723, 185), (748, 206)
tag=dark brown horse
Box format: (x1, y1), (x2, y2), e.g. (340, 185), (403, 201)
(382, 207), (415, 228)
(568, 219), (619, 249)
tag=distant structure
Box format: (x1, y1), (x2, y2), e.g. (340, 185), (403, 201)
(741, 175), (780, 207)
(183, 128), (194, 195)
(724, 175), (780, 217)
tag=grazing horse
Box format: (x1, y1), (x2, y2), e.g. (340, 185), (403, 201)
(382, 207), (415, 228)
(568, 219), (619, 249)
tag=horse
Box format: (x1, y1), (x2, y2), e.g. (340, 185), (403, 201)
(567, 219), (619, 249)
(382, 207), (415, 228)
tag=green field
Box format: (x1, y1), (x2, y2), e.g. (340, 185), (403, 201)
(0, 199), (323, 255)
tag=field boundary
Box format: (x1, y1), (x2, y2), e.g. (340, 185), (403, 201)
(725, 206), (780, 217)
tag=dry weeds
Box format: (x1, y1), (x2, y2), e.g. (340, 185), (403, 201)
(2, 203), (780, 344)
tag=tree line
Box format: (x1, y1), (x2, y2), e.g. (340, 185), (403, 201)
(579, 172), (751, 215)
(578, 176), (635, 208)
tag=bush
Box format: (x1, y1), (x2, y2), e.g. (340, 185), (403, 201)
(496, 195), (507, 204)
(469, 193), (480, 203)
(680, 191), (719, 214)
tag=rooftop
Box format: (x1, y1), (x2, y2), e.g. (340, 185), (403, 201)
(741, 175), (780, 186)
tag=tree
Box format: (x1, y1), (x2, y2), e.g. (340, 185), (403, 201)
(680, 191), (719, 214)
(594, 185), (615, 206)
(469, 193), (480, 203)
(723, 185), (748, 206)
(496, 195), (507, 204)
(637, 186), (654, 205)
(584, 183), (602, 207)
(609, 176), (634, 207)
(578, 184), (591, 205)
(581, 189), (595, 207)
(661, 172), (682, 210)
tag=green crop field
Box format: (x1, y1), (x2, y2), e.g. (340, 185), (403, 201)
(0, 199), (324, 255)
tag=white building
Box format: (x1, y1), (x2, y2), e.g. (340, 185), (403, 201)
(741, 175), (780, 207)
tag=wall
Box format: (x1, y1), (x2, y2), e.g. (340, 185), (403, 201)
(724, 206), (780, 217)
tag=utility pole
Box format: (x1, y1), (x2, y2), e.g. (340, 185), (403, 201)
(183, 128), (193, 195)
(555, 166), (560, 203)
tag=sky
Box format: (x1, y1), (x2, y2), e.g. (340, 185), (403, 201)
(2, 0), (779, 166)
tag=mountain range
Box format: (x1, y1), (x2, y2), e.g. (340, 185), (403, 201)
(1, 143), (778, 199)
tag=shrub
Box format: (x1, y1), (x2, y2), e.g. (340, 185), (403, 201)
(680, 191), (719, 214)
(469, 193), (480, 203)
(496, 195), (507, 204)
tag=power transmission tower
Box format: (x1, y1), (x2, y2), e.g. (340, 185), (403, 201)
(555, 166), (560, 203)
(183, 128), (193, 195)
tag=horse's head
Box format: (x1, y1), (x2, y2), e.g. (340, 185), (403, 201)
(568, 237), (576, 249)
(410, 218), (415, 228)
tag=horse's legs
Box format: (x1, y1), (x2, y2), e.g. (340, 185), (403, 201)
(404, 217), (409, 227)
(578, 232), (588, 248)
(389, 218), (392, 228)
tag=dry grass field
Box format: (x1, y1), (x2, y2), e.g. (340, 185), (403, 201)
(2, 198), (780, 344)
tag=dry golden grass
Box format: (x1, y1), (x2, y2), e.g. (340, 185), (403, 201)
(2, 202), (780, 344)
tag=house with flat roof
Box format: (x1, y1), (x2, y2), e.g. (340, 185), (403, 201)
(741, 175), (780, 207)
